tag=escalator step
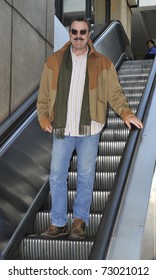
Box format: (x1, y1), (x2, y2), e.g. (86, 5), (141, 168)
(106, 108), (137, 118)
(19, 237), (93, 260)
(68, 171), (116, 191)
(41, 190), (110, 212)
(100, 128), (129, 141)
(70, 155), (121, 172)
(120, 80), (147, 87)
(124, 89), (142, 98)
(106, 118), (130, 128)
(34, 212), (102, 237)
(68, 190), (110, 212)
(119, 60), (153, 69)
(96, 155), (121, 172)
(119, 74), (149, 82)
(98, 141), (126, 155)
(123, 85), (146, 91)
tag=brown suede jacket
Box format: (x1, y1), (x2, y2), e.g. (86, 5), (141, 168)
(37, 40), (134, 130)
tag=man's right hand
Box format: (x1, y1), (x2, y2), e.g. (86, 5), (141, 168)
(43, 125), (53, 133)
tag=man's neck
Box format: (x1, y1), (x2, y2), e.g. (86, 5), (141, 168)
(72, 46), (88, 56)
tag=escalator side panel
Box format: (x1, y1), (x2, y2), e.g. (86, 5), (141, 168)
(0, 117), (51, 252)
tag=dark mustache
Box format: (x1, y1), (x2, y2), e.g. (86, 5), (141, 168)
(74, 38), (84, 41)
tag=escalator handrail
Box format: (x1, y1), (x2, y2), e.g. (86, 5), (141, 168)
(89, 57), (156, 259)
(93, 20), (133, 67)
(0, 89), (38, 148)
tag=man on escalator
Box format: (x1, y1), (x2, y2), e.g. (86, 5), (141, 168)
(37, 16), (143, 240)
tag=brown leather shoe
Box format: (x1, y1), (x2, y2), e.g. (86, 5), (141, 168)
(70, 218), (86, 240)
(41, 225), (68, 238)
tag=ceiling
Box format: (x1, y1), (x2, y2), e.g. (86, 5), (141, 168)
(131, 5), (156, 58)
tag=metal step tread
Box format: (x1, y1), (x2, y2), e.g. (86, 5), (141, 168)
(120, 81), (147, 87)
(19, 236), (94, 260)
(119, 75), (149, 81)
(98, 141), (126, 155)
(100, 128), (129, 141)
(125, 92), (142, 99)
(71, 155), (121, 172)
(34, 212), (103, 237)
(118, 69), (151, 74)
(41, 190), (111, 212)
(119, 61), (153, 68)
(123, 85), (145, 90)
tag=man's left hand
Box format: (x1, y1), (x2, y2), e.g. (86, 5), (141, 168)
(125, 116), (143, 130)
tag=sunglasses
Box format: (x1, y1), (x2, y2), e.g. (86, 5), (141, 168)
(70, 28), (89, 35)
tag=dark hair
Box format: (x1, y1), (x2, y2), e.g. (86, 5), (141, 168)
(147, 39), (156, 46)
(69, 16), (91, 31)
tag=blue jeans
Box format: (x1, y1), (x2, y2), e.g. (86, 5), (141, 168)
(49, 133), (100, 226)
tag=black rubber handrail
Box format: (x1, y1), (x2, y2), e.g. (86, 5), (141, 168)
(93, 20), (133, 67)
(0, 90), (38, 147)
(89, 57), (156, 259)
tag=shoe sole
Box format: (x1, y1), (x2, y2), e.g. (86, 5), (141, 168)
(41, 232), (68, 238)
(69, 234), (85, 240)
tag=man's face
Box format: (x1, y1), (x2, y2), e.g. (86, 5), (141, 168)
(69, 20), (91, 51)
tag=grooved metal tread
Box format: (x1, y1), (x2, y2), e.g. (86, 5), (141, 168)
(70, 141), (125, 157)
(41, 190), (110, 212)
(100, 128), (129, 141)
(119, 60), (153, 69)
(70, 155), (121, 172)
(19, 237), (94, 260)
(68, 171), (116, 191)
(119, 73), (149, 79)
(120, 81), (147, 87)
(34, 212), (102, 236)
(19, 213), (102, 260)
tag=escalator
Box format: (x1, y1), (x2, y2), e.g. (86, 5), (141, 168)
(0, 20), (155, 260)
(17, 59), (153, 260)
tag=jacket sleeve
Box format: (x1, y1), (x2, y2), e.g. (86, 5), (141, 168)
(107, 63), (135, 121)
(37, 63), (52, 129)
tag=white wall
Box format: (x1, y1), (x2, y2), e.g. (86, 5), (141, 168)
(139, 0), (156, 6)
(64, 0), (85, 12)
(54, 16), (69, 51)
